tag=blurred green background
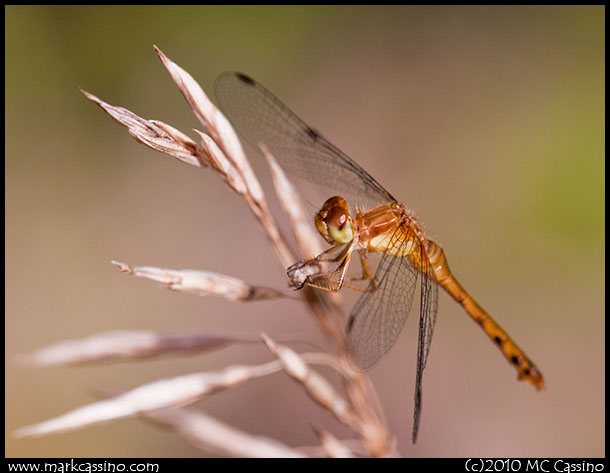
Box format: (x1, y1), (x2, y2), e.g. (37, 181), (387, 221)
(6, 5), (604, 457)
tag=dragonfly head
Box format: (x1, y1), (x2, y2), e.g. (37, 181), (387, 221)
(315, 196), (354, 245)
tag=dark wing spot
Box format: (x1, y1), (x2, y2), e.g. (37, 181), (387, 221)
(346, 314), (356, 333)
(511, 355), (520, 365)
(305, 126), (320, 140)
(494, 336), (503, 346)
(236, 73), (255, 86)
(522, 367), (530, 376)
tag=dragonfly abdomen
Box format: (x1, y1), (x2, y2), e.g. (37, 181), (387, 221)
(425, 239), (545, 390)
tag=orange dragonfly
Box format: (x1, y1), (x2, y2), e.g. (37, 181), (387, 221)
(215, 72), (544, 443)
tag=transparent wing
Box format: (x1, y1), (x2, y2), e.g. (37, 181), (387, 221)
(412, 246), (439, 444)
(214, 72), (396, 210)
(345, 228), (439, 444)
(345, 228), (419, 370)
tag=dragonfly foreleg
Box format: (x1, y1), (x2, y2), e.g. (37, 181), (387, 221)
(289, 243), (355, 292)
(314, 243), (350, 263)
(339, 250), (377, 293)
(287, 244), (345, 289)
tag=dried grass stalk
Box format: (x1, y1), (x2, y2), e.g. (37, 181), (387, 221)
(146, 407), (307, 458)
(81, 90), (249, 197)
(153, 45), (293, 268)
(19, 331), (239, 366)
(112, 260), (288, 301)
(260, 333), (356, 428)
(153, 45), (253, 193)
(311, 424), (355, 458)
(17, 46), (396, 458)
(82, 83), (293, 267)
(263, 147), (324, 261)
(15, 361), (281, 438)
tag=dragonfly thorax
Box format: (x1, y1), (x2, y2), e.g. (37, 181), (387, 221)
(315, 196), (354, 245)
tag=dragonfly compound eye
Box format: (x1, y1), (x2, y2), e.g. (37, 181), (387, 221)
(315, 196), (353, 245)
(325, 198), (353, 244)
(328, 219), (353, 244)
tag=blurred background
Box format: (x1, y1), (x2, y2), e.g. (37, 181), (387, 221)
(6, 6), (604, 457)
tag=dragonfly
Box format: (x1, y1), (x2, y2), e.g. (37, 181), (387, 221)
(215, 72), (545, 444)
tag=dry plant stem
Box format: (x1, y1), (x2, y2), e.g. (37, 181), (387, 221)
(80, 89), (292, 269)
(145, 408), (307, 458)
(21, 332), (325, 368)
(15, 361), (283, 438)
(259, 136), (390, 454)
(19, 331), (236, 366)
(154, 45), (294, 268)
(265, 140), (392, 455)
(311, 424), (355, 458)
(111, 260), (290, 301)
(86, 385), (308, 458)
(341, 363), (393, 457)
(261, 333), (357, 428)
(74, 46), (394, 456)
(264, 147), (343, 315)
(264, 148), (324, 260)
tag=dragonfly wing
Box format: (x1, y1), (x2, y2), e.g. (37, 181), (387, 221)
(346, 228), (439, 443)
(412, 248), (439, 444)
(215, 72), (395, 210)
(345, 227), (419, 370)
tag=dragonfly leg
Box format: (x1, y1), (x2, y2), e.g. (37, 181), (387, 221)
(289, 242), (376, 293)
(287, 244), (347, 289)
(341, 250), (377, 292)
(314, 243), (350, 263)
(300, 244), (355, 292)
(359, 250), (377, 290)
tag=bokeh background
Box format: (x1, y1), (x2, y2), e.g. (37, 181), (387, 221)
(6, 5), (604, 457)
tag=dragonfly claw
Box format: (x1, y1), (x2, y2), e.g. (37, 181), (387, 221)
(287, 260), (322, 290)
